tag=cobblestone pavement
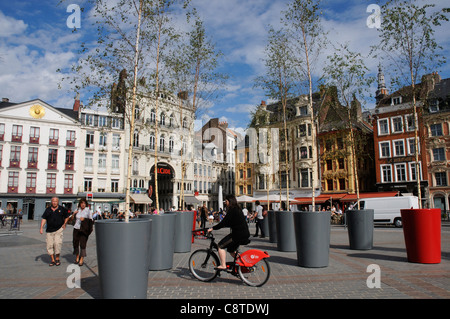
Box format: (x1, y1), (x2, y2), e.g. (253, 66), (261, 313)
(0, 220), (449, 302)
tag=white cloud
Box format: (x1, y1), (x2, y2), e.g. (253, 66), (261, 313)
(0, 10), (27, 37)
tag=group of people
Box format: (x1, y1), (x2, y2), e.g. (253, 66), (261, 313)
(39, 197), (93, 267)
(38, 194), (265, 271)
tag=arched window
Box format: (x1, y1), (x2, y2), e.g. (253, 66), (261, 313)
(133, 130), (139, 147)
(159, 135), (165, 152)
(160, 112), (166, 126)
(150, 109), (156, 123)
(169, 137), (174, 153)
(149, 134), (155, 150)
(169, 114), (174, 127)
(182, 117), (188, 129)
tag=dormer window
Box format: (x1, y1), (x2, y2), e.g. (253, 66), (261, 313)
(391, 96), (402, 105)
(429, 99), (439, 113)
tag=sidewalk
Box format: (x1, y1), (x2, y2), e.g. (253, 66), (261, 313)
(0, 220), (449, 300)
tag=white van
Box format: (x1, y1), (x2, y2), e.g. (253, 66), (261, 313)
(356, 196), (419, 227)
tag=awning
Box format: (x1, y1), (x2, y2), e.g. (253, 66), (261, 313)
(130, 194), (152, 204)
(294, 193), (348, 204)
(183, 195), (201, 205)
(340, 191), (399, 202)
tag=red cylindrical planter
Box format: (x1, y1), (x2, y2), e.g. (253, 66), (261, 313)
(400, 209), (441, 264)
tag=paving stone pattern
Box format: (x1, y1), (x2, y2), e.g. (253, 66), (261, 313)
(0, 220), (449, 300)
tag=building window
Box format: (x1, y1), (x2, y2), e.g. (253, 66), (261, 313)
(409, 162), (421, 181)
(0, 123), (4, 140)
(380, 141), (391, 158)
(429, 123), (443, 137)
(159, 135), (165, 152)
(99, 133), (107, 147)
(12, 125), (23, 141)
(338, 158), (345, 170)
(65, 150), (74, 166)
(378, 119), (389, 135)
(29, 127), (40, 143)
(48, 149), (58, 169)
(133, 131), (139, 148)
(339, 178), (346, 190)
(405, 114), (415, 131)
(391, 117), (403, 133)
(10, 145), (21, 167)
(393, 140), (405, 156)
(86, 132), (95, 148)
(98, 154), (107, 171)
(150, 109), (156, 123)
(111, 154), (120, 172)
(435, 172), (448, 186)
(26, 172), (37, 192)
(160, 112), (166, 126)
(327, 179), (333, 191)
(149, 134), (155, 150)
(433, 148), (445, 161)
(28, 147), (38, 168)
(300, 146), (308, 159)
(429, 99), (439, 113)
(66, 130), (76, 146)
(392, 96), (402, 105)
(64, 174), (73, 189)
(49, 128), (59, 145)
(8, 171), (19, 192)
(111, 180), (119, 192)
(407, 138), (419, 155)
(85, 153), (93, 171)
(381, 165), (392, 183)
(300, 169), (309, 188)
(84, 178), (92, 192)
(169, 137), (174, 153)
(46, 173), (57, 193)
(326, 159), (333, 170)
(395, 163), (406, 182)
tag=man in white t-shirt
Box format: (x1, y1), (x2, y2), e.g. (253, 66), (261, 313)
(253, 201), (265, 238)
(242, 207), (248, 223)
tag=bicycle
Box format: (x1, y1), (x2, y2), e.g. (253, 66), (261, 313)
(189, 229), (271, 287)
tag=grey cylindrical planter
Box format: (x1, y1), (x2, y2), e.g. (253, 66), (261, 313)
(262, 214), (269, 237)
(268, 210), (277, 243)
(95, 219), (152, 299)
(139, 213), (176, 270)
(275, 211), (296, 252)
(346, 209), (374, 250)
(293, 211), (331, 268)
(174, 211), (195, 253)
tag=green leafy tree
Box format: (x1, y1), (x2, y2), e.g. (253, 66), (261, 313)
(374, 0), (449, 208)
(323, 43), (375, 209)
(282, 0), (327, 210)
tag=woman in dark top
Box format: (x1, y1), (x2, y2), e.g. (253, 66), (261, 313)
(207, 194), (250, 270)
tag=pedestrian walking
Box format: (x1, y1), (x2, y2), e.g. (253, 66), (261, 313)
(39, 197), (70, 266)
(253, 201), (265, 238)
(200, 204), (208, 229)
(72, 199), (93, 267)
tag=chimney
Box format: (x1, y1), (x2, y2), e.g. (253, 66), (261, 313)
(2, 98), (9, 103)
(73, 93), (80, 112)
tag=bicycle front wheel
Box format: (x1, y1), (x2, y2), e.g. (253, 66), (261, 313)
(238, 259), (270, 287)
(189, 249), (219, 282)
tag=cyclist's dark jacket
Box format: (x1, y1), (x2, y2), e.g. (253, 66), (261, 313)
(213, 206), (250, 243)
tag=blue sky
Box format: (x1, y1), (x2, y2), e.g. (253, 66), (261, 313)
(1, 0), (449, 133)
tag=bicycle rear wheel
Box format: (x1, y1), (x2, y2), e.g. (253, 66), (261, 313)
(189, 249), (219, 282)
(238, 259), (270, 287)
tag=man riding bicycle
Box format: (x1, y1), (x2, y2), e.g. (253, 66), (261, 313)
(207, 194), (250, 270)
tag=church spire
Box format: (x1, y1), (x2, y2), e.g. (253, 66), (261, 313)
(376, 64), (389, 104)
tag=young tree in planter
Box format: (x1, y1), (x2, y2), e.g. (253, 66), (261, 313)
(323, 44), (375, 209)
(59, 0), (190, 219)
(165, 12), (227, 209)
(282, 0), (327, 210)
(374, 0), (449, 208)
(255, 27), (300, 210)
